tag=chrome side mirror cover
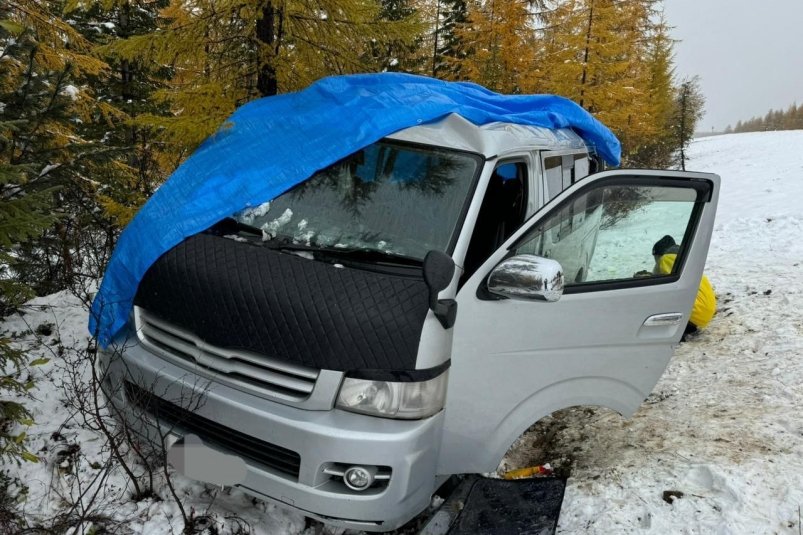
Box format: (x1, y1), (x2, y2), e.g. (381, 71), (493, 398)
(487, 254), (565, 302)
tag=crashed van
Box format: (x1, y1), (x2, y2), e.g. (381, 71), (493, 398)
(98, 87), (719, 530)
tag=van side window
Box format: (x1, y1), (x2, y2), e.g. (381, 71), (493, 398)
(515, 184), (700, 285)
(545, 153), (588, 200)
(561, 155), (575, 190)
(463, 162), (528, 279)
(574, 155), (589, 181)
(543, 156), (562, 200)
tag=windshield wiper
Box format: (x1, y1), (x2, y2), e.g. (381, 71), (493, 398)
(320, 247), (423, 266)
(268, 240), (422, 266)
(207, 217), (265, 238)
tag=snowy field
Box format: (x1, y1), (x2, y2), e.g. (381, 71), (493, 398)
(2, 130), (802, 534)
(551, 130), (803, 533)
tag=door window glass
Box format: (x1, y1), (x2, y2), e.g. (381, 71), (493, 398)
(515, 184), (699, 285)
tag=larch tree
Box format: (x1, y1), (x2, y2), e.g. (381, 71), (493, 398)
(107, 0), (422, 159)
(536, 0), (662, 163)
(452, 0), (543, 93)
(628, 11), (677, 168)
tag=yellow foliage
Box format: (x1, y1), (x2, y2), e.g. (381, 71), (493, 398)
(6, 0), (106, 76)
(533, 0), (668, 160)
(100, 0), (422, 164)
(452, 0), (537, 93)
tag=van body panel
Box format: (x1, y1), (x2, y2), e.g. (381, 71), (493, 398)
(438, 170), (719, 474)
(387, 113), (587, 156)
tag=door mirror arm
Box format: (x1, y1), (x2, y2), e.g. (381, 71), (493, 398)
(423, 250), (458, 329)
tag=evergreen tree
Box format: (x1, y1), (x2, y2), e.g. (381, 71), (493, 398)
(108, 0), (422, 158)
(0, 7), (66, 464)
(627, 11), (676, 168)
(375, 0), (424, 73)
(0, 4), (89, 295)
(729, 102), (803, 134)
(68, 0), (171, 229)
(435, 0), (468, 78)
(671, 76), (705, 170)
(781, 103), (798, 130)
(536, 0), (660, 162)
(368, 0), (426, 72)
(453, 0), (538, 93)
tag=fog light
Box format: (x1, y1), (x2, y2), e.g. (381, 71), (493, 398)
(343, 466), (375, 491)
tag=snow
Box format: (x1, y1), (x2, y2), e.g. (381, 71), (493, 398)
(222, 234), (249, 243)
(2, 130), (802, 534)
(260, 208), (293, 239)
(38, 163), (61, 177)
(237, 201), (272, 225)
(61, 85), (79, 100)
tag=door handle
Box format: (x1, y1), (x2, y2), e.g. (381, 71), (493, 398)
(643, 313), (683, 326)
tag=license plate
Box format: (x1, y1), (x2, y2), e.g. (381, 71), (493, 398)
(167, 433), (247, 487)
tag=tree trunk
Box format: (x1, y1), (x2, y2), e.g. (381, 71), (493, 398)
(579, 0), (594, 109)
(432, 0), (440, 78)
(256, 2), (279, 97)
(679, 85), (687, 171)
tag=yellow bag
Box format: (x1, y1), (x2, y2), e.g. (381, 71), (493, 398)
(657, 254), (716, 329)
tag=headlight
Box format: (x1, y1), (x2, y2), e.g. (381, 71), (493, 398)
(336, 371), (448, 420)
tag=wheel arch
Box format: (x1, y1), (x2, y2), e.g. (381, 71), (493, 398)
(457, 376), (645, 475)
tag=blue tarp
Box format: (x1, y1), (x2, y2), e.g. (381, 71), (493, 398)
(90, 73), (621, 345)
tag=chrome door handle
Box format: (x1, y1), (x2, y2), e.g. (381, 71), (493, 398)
(643, 313), (683, 326)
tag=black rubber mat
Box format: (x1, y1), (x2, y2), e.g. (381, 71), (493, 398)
(436, 476), (566, 535)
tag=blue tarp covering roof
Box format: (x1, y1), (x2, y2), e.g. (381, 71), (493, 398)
(90, 73), (621, 345)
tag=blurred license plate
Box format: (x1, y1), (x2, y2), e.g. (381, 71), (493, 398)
(167, 433), (247, 487)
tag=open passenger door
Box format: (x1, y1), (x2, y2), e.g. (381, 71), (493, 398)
(438, 170), (719, 475)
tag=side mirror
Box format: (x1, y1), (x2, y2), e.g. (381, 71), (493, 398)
(487, 254), (564, 302)
(423, 251), (457, 329)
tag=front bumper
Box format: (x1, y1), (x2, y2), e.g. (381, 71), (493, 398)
(101, 337), (444, 531)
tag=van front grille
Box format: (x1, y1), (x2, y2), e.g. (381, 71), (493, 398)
(124, 382), (301, 479)
(135, 308), (319, 402)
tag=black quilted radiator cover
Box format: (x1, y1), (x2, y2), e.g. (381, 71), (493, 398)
(134, 233), (431, 372)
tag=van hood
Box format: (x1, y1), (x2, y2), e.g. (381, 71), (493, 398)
(134, 233), (430, 372)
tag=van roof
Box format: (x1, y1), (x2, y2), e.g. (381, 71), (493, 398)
(386, 113), (589, 158)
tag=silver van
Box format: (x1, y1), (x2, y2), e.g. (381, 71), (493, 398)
(101, 113), (719, 531)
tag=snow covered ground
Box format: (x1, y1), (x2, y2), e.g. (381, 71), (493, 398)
(2, 130), (802, 534)
(550, 130), (803, 533)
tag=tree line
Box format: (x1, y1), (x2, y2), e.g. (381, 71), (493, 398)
(1, 0), (704, 463)
(725, 102), (803, 134)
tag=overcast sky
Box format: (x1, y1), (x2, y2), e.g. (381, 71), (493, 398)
(664, 0), (803, 132)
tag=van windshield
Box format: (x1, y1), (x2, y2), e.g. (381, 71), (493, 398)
(234, 141), (482, 261)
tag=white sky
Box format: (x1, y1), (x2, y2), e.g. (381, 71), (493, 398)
(664, 0), (803, 132)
